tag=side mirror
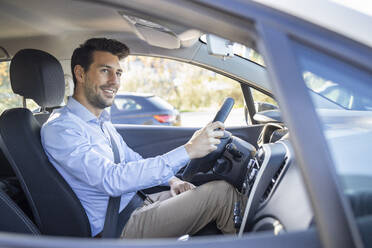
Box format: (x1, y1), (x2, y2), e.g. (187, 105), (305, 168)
(253, 102), (282, 124)
(254, 102), (278, 113)
(206, 34), (234, 58)
(253, 110), (282, 124)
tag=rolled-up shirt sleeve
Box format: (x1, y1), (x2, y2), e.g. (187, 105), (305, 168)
(41, 120), (190, 197)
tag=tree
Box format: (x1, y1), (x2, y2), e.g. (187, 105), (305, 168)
(0, 62), (22, 113)
(120, 56), (245, 112)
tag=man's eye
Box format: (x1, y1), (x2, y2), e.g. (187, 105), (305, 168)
(116, 72), (122, 77)
(101, 69), (109, 73)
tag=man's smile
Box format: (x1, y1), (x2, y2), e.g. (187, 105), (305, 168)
(101, 87), (117, 98)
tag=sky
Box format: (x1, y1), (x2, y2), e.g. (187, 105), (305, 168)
(331, 0), (372, 17)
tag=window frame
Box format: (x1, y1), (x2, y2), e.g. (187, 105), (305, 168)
(253, 11), (371, 248)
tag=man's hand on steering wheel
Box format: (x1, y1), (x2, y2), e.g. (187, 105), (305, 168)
(184, 121), (225, 159)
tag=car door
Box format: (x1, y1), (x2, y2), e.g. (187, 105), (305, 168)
(116, 125), (264, 159)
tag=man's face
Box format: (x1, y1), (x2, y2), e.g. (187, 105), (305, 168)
(82, 51), (123, 110)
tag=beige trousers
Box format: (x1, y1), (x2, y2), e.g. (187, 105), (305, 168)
(121, 180), (246, 239)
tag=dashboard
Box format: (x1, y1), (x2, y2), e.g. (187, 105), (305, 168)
(244, 139), (313, 234)
(180, 99), (314, 235)
(184, 122), (314, 235)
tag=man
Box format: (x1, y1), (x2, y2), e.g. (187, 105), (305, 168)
(41, 38), (245, 238)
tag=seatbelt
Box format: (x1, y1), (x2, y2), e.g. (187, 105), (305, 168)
(116, 193), (144, 237)
(101, 130), (144, 238)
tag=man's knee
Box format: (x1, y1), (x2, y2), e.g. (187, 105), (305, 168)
(197, 180), (235, 199)
(205, 180), (234, 190)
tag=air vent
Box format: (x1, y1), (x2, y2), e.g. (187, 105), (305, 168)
(260, 159), (287, 204)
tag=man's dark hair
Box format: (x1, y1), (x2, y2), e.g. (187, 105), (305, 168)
(71, 38), (129, 86)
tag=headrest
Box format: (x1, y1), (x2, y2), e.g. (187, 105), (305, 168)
(10, 49), (65, 107)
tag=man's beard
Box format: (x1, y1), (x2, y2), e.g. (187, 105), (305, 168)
(84, 84), (114, 109)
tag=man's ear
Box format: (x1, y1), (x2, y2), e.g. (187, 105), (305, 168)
(73, 65), (85, 85)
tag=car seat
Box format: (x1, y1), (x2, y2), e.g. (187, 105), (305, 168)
(0, 49), (91, 237)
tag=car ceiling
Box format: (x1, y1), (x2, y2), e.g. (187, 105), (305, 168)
(0, 0), (272, 93)
(0, 0), (199, 59)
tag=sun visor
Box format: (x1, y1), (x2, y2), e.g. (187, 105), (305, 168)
(121, 13), (199, 49)
(135, 25), (180, 49)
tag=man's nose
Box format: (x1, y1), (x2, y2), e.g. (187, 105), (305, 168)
(109, 72), (120, 85)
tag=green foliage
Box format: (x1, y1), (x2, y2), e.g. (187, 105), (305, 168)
(0, 62), (22, 113)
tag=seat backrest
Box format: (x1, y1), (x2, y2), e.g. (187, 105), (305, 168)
(0, 49), (91, 237)
(0, 148), (15, 178)
(0, 188), (39, 235)
(34, 112), (52, 126)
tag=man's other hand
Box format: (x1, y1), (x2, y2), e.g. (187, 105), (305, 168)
(169, 177), (196, 197)
(184, 121), (225, 159)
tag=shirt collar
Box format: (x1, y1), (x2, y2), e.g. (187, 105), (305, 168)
(66, 97), (111, 123)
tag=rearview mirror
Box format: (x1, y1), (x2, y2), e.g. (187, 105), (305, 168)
(206, 34), (234, 58)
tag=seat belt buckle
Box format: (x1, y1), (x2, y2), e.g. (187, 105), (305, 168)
(138, 190), (154, 204)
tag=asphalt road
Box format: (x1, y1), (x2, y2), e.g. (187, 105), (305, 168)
(180, 108), (246, 127)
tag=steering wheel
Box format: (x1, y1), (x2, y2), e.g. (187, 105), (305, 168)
(182, 98), (235, 181)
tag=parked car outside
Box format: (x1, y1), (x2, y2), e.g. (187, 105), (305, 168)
(110, 93), (181, 126)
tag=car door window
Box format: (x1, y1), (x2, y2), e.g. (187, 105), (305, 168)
(0, 61), (22, 112)
(293, 40), (372, 244)
(0, 61), (41, 112)
(119, 56), (247, 127)
(303, 61), (372, 111)
(0, 61), (51, 112)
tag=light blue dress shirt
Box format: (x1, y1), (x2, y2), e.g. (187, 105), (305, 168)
(41, 97), (190, 236)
